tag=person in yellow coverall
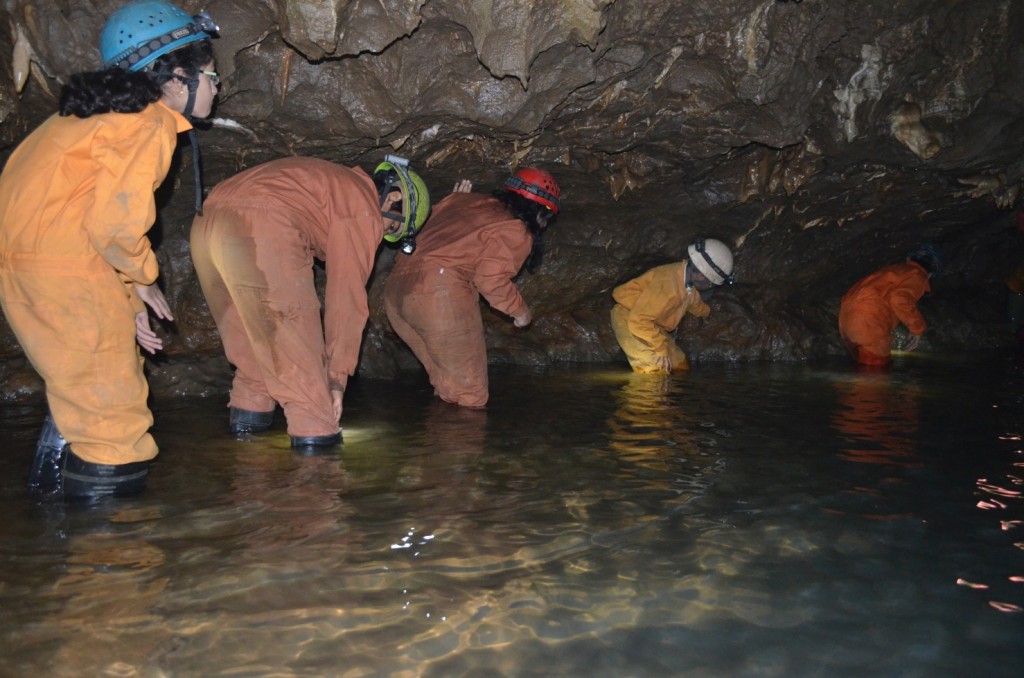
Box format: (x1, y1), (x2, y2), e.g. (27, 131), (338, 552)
(384, 168), (560, 408)
(0, 1), (220, 499)
(611, 238), (735, 373)
(191, 155), (430, 449)
(838, 243), (943, 367)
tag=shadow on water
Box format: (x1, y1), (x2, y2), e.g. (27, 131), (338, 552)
(1, 355), (1023, 676)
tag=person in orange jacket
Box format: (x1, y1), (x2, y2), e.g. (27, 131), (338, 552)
(611, 238), (735, 373)
(0, 1), (220, 499)
(384, 168), (560, 408)
(838, 243), (943, 366)
(191, 155), (430, 449)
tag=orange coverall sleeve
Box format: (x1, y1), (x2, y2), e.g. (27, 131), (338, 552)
(85, 115), (175, 286)
(890, 271), (929, 336)
(472, 226), (531, 318)
(323, 214), (381, 391)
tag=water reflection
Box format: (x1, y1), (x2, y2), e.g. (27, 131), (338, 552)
(830, 371), (922, 468)
(609, 373), (682, 467)
(2, 362), (1024, 675)
(605, 373), (722, 500)
(228, 448), (353, 556)
(960, 374), (1024, 614)
(18, 503), (169, 677)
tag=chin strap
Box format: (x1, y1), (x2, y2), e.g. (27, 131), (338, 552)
(179, 78), (204, 213)
(188, 128), (203, 213)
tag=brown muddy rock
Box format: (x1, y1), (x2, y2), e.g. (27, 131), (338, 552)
(890, 100), (944, 161)
(1, 1), (1024, 400)
(279, 0), (427, 60)
(145, 353), (232, 398)
(0, 362), (43, 403)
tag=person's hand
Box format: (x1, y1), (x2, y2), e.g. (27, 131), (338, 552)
(134, 283), (174, 321)
(331, 389), (343, 422)
(135, 311), (164, 354)
(652, 354), (673, 372)
(513, 307), (532, 328)
(904, 334), (921, 352)
(452, 179), (472, 194)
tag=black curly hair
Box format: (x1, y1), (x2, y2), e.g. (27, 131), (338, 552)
(59, 39), (214, 118)
(491, 189), (554, 273)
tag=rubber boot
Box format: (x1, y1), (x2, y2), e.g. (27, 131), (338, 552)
(60, 449), (149, 500)
(28, 415), (68, 493)
(229, 406), (274, 434)
(290, 430), (342, 452)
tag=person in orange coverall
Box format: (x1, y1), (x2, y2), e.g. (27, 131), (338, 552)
(611, 238), (735, 373)
(384, 168), (561, 408)
(191, 155), (430, 449)
(838, 243), (943, 366)
(0, 2), (220, 500)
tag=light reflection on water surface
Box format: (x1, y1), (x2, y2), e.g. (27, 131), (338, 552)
(1, 356), (1022, 677)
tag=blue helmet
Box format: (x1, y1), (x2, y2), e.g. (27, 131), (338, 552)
(100, 1), (218, 71)
(907, 243), (943, 277)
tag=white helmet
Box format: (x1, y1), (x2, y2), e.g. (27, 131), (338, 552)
(687, 238), (734, 285)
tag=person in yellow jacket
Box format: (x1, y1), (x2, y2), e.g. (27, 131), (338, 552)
(0, 1), (220, 499)
(611, 238), (735, 373)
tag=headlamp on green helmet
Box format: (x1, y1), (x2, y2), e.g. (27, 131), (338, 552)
(373, 154), (430, 255)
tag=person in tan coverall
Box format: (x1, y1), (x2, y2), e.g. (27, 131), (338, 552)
(611, 238), (735, 373)
(0, 1), (219, 499)
(384, 168), (561, 408)
(191, 155), (430, 448)
(838, 244), (942, 367)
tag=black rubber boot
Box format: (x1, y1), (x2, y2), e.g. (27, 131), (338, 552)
(28, 415), (68, 493)
(61, 450), (149, 500)
(229, 406), (274, 434)
(290, 430), (342, 451)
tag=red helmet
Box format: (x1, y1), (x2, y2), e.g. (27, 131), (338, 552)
(503, 168), (560, 214)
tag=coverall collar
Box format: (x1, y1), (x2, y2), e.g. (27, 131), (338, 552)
(156, 100), (194, 134)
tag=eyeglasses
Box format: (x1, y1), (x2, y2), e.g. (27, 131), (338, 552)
(201, 70), (220, 86)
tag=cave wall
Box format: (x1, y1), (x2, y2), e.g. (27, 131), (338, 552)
(1, 0), (1024, 401)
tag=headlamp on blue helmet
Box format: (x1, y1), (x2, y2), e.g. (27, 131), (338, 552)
(100, 1), (219, 72)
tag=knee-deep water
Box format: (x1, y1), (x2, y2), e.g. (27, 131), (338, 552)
(1, 354), (1023, 677)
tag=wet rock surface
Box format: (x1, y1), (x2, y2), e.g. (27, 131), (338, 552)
(1, 0), (1023, 401)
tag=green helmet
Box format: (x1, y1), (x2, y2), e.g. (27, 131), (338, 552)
(373, 155), (430, 253)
